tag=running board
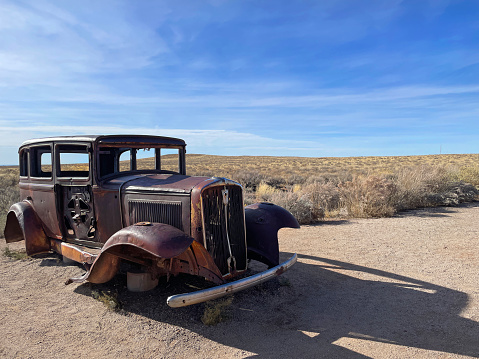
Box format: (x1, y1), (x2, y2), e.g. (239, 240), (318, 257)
(50, 239), (100, 265)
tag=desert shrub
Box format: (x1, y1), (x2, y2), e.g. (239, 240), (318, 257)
(0, 169), (20, 238)
(255, 182), (280, 201)
(391, 167), (432, 210)
(304, 175), (328, 185)
(231, 170), (265, 190)
(285, 174), (306, 185)
(269, 191), (315, 224)
(454, 166), (479, 187)
(263, 176), (285, 189)
(338, 175), (397, 218)
(242, 189), (257, 206)
(254, 182), (315, 224)
(300, 181), (341, 218)
(391, 165), (458, 210)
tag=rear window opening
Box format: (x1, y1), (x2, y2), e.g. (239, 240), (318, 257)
(30, 145), (52, 178)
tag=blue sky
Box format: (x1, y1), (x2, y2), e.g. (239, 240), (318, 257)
(0, 0), (478, 165)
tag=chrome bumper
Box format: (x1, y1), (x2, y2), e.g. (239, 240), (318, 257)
(167, 253), (297, 308)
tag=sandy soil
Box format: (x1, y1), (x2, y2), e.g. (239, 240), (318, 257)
(1, 203), (479, 358)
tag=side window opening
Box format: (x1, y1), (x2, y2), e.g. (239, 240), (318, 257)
(30, 145), (52, 178)
(19, 149), (29, 177)
(57, 144), (90, 178)
(160, 148), (180, 172)
(119, 149), (132, 172)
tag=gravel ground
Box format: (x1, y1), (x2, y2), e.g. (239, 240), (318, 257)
(1, 203), (479, 358)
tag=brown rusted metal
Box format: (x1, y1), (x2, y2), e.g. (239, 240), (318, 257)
(18, 182), (62, 240)
(67, 252), (120, 284)
(102, 222), (194, 259)
(91, 186), (122, 243)
(66, 224), (224, 285)
(190, 240), (225, 284)
(245, 202), (300, 267)
(190, 177), (217, 244)
(7, 135), (299, 305)
(50, 239), (98, 264)
(4, 201), (50, 255)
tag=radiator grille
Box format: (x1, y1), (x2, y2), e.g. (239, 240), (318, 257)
(202, 185), (246, 275)
(128, 200), (183, 230)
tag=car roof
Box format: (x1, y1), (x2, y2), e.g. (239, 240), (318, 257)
(20, 135), (186, 148)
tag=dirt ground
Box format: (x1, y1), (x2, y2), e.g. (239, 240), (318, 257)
(1, 203), (479, 359)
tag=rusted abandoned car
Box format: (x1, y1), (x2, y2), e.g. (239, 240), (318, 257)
(4, 135), (298, 307)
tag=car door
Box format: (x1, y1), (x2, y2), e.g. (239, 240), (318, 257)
(55, 143), (97, 244)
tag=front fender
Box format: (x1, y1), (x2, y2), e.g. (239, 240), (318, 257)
(101, 222), (195, 259)
(68, 223), (224, 285)
(68, 222), (194, 284)
(4, 201), (50, 256)
(245, 202), (300, 267)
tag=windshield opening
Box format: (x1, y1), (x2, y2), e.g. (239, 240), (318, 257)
(98, 146), (184, 178)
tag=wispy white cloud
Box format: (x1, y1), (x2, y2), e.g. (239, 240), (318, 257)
(2, 76), (478, 108)
(0, 123), (332, 165)
(2, 121), (476, 165)
(0, 1), (170, 87)
(0, 0), (478, 164)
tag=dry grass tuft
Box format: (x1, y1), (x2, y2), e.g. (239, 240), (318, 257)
(3, 247), (29, 260)
(201, 296), (234, 325)
(91, 290), (122, 311)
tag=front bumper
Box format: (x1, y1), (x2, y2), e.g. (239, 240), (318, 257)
(167, 253), (297, 308)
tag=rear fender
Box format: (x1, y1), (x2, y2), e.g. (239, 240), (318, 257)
(245, 203), (300, 267)
(4, 201), (50, 256)
(68, 222), (224, 285)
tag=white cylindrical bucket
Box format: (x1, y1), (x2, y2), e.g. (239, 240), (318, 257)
(127, 272), (159, 292)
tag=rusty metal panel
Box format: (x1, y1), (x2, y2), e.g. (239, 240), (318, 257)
(190, 178), (217, 244)
(50, 239), (99, 264)
(128, 200), (182, 229)
(96, 135), (185, 147)
(122, 174), (211, 193)
(245, 202), (300, 267)
(5, 201), (50, 255)
(92, 187), (122, 244)
(123, 193), (190, 234)
(101, 222), (194, 259)
(19, 182), (62, 240)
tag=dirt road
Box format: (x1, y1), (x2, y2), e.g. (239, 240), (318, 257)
(1, 203), (479, 358)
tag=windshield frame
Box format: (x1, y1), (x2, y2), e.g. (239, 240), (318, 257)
(96, 144), (186, 181)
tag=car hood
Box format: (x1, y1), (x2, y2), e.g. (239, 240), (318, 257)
(104, 173), (214, 194)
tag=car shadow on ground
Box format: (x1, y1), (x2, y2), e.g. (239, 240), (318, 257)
(73, 251), (479, 358)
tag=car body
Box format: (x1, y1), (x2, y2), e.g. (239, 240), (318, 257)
(4, 135), (299, 307)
